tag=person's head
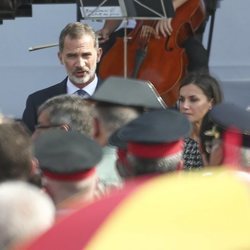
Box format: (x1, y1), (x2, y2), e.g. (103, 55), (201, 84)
(109, 109), (191, 179)
(0, 120), (36, 182)
(0, 181), (55, 250)
(178, 72), (223, 125)
(34, 129), (102, 206)
(33, 94), (94, 140)
(200, 102), (250, 169)
(58, 22), (102, 87)
(93, 102), (142, 146)
(88, 77), (167, 146)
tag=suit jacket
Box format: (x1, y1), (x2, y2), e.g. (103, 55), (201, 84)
(22, 77), (101, 133)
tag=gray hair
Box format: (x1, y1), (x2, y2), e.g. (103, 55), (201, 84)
(94, 103), (142, 139)
(59, 22), (99, 52)
(0, 181), (55, 250)
(38, 94), (94, 136)
(127, 152), (183, 176)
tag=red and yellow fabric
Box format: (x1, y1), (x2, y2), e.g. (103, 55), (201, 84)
(23, 169), (250, 250)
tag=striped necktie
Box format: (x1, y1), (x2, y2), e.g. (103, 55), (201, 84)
(75, 89), (90, 98)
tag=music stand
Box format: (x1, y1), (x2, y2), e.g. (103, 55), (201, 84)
(78, 0), (174, 77)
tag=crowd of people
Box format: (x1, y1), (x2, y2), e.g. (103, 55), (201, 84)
(0, 1), (250, 248)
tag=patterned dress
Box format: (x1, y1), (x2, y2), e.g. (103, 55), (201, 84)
(183, 137), (204, 170)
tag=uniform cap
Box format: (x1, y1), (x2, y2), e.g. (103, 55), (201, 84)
(110, 109), (191, 158)
(210, 102), (250, 134)
(210, 102), (250, 147)
(34, 130), (102, 181)
(89, 77), (167, 109)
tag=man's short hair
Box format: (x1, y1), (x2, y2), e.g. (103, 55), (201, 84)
(38, 94), (94, 136)
(127, 152), (183, 175)
(94, 102), (142, 139)
(59, 22), (99, 52)
(0, 120), (32, 182)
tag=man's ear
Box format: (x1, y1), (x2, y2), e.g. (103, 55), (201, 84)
(97, 48), (103, 63)
(116, 152), (134, 180)
(93, 117), (101, 140)
(30, 157), (39, 175)
(92, 117), (107, 146)
(58, 52), (63, 65)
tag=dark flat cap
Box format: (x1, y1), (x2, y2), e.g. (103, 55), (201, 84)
(89, 76), (167, 109)
(109, 109), (191, 148)
(118, 109), (191, 143)
(210, 102), (250, 147)
(109, 109), (191, 158)
(34, 130), (102, 178)
(210, 102), (250, 133)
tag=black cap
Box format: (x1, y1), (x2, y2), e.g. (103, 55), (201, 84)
(89, 77), (167, 109)
(118, 109), (191, 143)
(109, 109), (191, 158)
(209, 102), (250, 147)
(34, 130), (102, 180)
(207, 102), (250, 166)
(210, 102), (250, 133)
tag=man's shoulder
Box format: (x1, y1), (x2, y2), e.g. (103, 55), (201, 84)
(28, 78), (67, 99)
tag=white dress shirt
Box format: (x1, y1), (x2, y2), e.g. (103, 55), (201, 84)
(66, 74), (98, 96)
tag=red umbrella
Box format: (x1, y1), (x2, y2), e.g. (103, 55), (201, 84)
(21, 169), (250, 250)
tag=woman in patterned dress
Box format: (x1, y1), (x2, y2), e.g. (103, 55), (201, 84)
(178, 71), (223, 169)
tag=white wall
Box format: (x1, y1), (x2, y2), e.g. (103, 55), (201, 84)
(0, 4), (76, 118)
(203, 0), (250, 81)
(0, 0), (249, 118)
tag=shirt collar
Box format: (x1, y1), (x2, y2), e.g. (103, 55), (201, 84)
(67, 75), (98, 95)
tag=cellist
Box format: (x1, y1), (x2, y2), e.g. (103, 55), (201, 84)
(97, 0), (208, 73)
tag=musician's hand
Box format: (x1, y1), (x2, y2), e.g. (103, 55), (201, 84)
(96, 28), (110, 44)
(155, 18), (173, 37)
(140, 25), (158, 39)
(96, 20), (123, 44)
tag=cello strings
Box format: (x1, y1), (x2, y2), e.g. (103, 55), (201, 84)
(133, 0), (164, 18)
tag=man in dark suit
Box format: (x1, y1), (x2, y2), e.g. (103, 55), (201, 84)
(22, 22), (102, 133)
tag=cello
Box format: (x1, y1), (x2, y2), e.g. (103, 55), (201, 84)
(98, 0), (206, 107)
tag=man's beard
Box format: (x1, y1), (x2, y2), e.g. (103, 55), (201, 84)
(69, 64), (97, 85)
